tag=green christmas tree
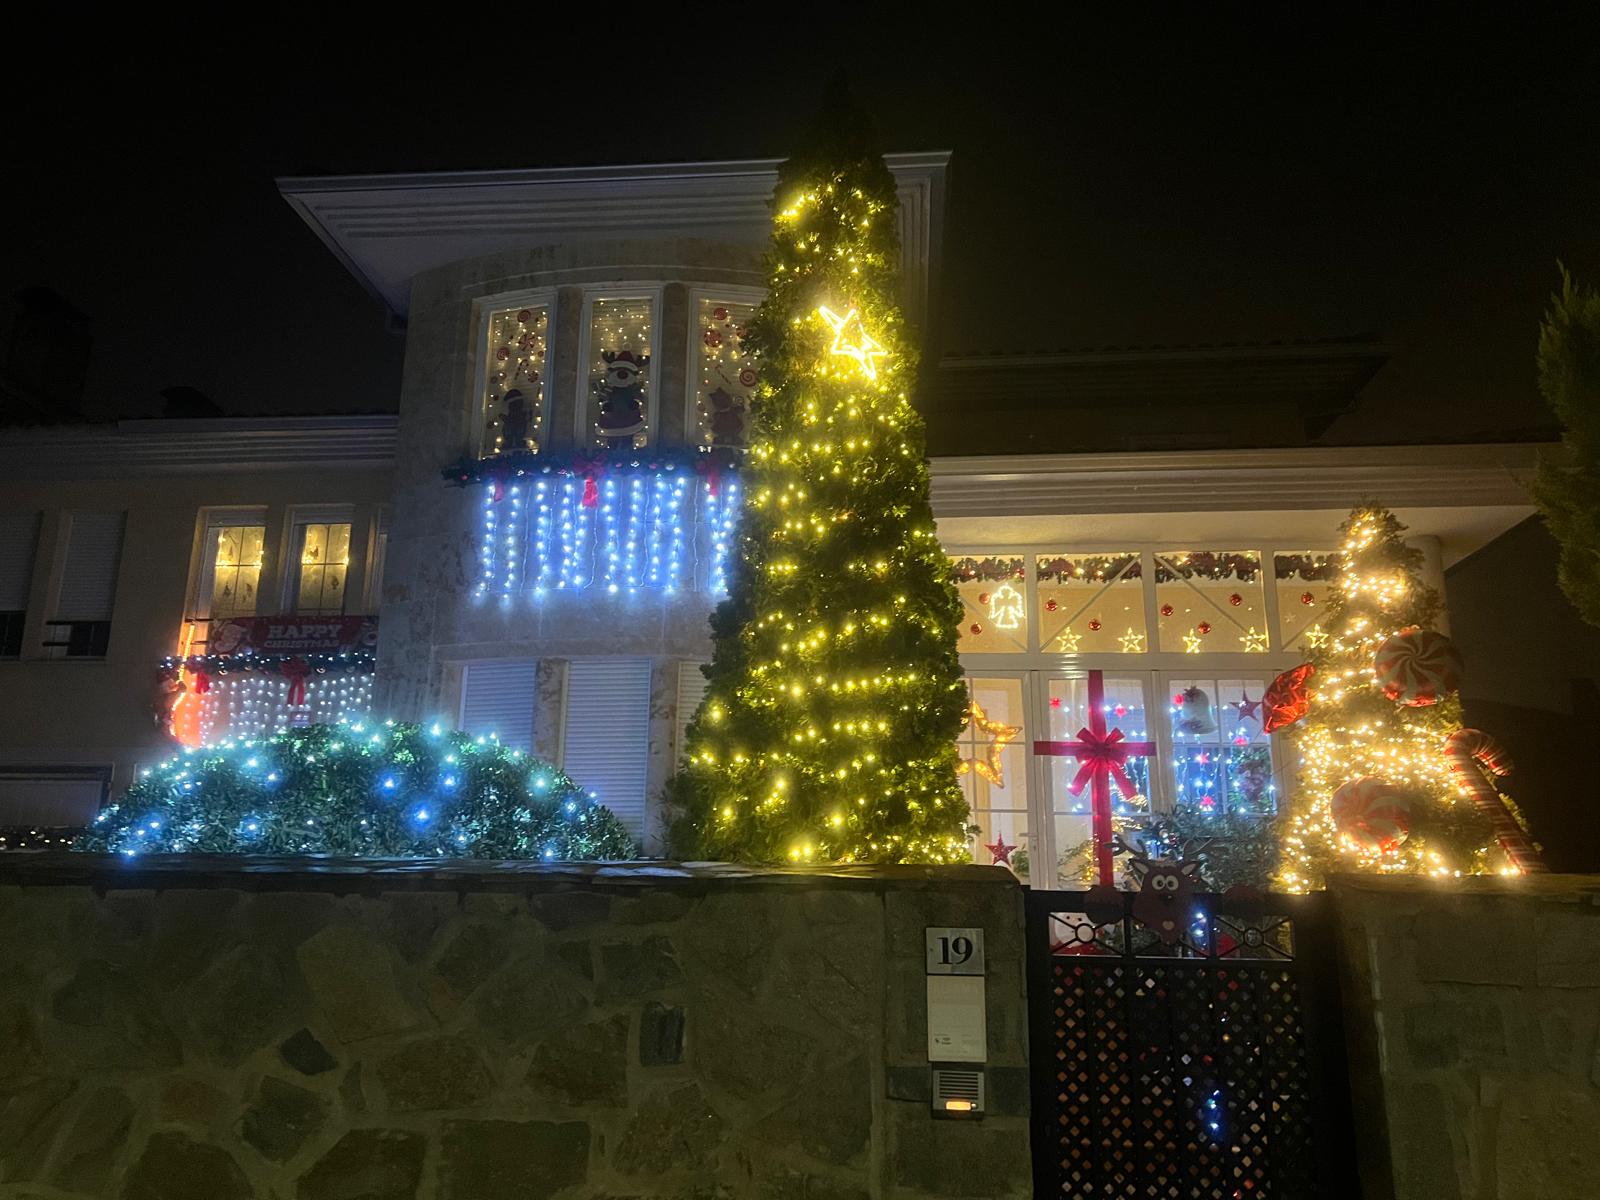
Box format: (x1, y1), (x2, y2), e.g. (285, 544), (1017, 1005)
(1279, 507), (1506, 889)
(667, 88), (969, 864)
(77, 721), (636, 860)
(1533, 268), (1600, 628)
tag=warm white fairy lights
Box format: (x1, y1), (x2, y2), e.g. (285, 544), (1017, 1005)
(475, 468), (738, 598)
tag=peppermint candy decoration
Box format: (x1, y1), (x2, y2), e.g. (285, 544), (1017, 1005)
(1374, 627), (1462, 706)
(1331, 776), (1412, 851)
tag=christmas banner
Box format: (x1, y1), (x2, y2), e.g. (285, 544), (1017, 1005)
(206, 616), (378, 656)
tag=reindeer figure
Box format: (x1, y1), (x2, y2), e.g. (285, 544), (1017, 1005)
(1114, 834), (1211, 945)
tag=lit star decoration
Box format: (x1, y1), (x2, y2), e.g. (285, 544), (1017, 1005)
(1057, 628), (1084, 652)
(1304, 624), (1330, 649)
(1278, 506), (1524, 891)
(1239, 627), (1269, 652)
(1182, 632), (1203, 653)
(984, 834), (1017, 866)
(817, 305), (887, 381)
(1117, 629), (1147, 653)
(957, 700), (1021, 786)
(666, 96), (972, 866)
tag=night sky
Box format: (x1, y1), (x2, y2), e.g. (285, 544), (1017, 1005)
(6, 17), (1597, 444)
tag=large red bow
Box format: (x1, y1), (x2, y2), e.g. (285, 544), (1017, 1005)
(282, 657), (311, 707)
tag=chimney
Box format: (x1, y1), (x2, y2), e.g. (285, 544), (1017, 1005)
(2, 287), (92, 420)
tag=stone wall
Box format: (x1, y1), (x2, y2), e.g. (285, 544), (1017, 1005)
(0, 858), (1031, 1199)
(1329, 874), (1600, 1200)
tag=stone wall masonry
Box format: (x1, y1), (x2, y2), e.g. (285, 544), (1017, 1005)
(1329, 874), (1600, 1200)
(0, 858), (1032, 1200)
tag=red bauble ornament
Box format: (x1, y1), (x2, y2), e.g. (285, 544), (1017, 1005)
(1196, 621), (1212, 635)
(1228, 593), (1243, 607)
(1087, 618), (1102, 631)
(496, 346), (510, 361)
(713, 305), (728, 321)
(970, 622), (983, 635)
(977, 592), (990, 605)
(517, 309), (533, 323)
(1160, 603), (1174, 617)
(1300, 591), (1316, 606)
(1373, 626), (1462, 707)
(1045, 599), (1059, 612)
(703, 329), (723, 348)
(1262, 663), (1315, 733)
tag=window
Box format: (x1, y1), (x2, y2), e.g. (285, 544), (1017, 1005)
(0, 768), (109, 826)
(693, 296), (759, 449)
(561, 658), (652, 840)
(675, 661), (710, 764)
(1274, 551), (1339, 650)
(582, 295), (656, 449)
(1036, 553), (1146, 653)
(951, 556), (1027, 652)
(1044, 673), (1154, 883)
(48, 511), (124, 658)
(366, 508), (391, 614)
(459, 659), (537, 753)
(959, 676), (1031, 880)
(0, 512), (41, 657)
(293, 520), (352, 615)
(480, 302), (551, 458)
(196, 518), (266, 620)
(1154, 550), (1268, 653)
(1166, 676), (1277, 815)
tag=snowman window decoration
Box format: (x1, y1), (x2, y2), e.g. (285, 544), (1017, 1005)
(594, 349), (650, 449)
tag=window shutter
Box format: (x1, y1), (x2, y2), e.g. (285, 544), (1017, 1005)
(0, 513), (41, 611)
(56, 512), (125, 621)
(675, 661), (710, 764)
(562, 658), (652, 838)
(459, 659), (537, 752)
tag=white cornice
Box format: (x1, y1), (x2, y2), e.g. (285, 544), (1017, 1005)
(928, 443), (1545, 516)
(0, 416), (398, 479)
(277, 153), (950, 323)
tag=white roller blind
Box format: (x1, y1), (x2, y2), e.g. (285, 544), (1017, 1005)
(0, 513), (41, 610)
(675, 660), (710, 764)
(459, 659), (537, 752)
(562, 658), (652, 837)
(0, 775), (106, 825)
(56, 512), (125, 621)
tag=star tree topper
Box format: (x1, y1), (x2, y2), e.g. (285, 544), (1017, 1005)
(817, 305), (887, 381)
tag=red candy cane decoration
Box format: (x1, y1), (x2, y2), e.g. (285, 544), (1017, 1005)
(1444, 729), (1544, 872)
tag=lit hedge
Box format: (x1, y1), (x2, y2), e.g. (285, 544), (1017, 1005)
(74, 721), (637, 860)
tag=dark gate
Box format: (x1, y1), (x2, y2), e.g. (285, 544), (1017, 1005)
(1025, 889), (1357, 1199)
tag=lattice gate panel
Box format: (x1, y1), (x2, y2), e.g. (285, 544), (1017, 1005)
(1043, 953), (1320, 1198)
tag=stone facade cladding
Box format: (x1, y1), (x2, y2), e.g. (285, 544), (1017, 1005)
(0, 857), (1032, 1199)
(1328, 874), (1600, 1200)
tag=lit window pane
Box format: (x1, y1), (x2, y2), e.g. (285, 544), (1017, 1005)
(1155, 550), (1268, 652)
(1274, 551), (1339, 650)
(297, 522), (351, 614)
(1045, 674), (1152, 886)
(1168, 676), (1278, 815)
(957, 676), (1030, 880)
(481, 304), (549, 457)
(950, 556), (1026, 652)
(695, 298), (758, 449)
(209, 524), (264, 619)
(1036, 553), (1146, 652)
(586, 297), (654, 449)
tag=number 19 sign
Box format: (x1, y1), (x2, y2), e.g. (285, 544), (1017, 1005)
(926, 927), (985, 976)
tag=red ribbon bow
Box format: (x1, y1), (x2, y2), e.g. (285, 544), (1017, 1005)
(1034, 670), (1156, 885)
(191, 669), (211, 695)
(281, 657), (311, 707)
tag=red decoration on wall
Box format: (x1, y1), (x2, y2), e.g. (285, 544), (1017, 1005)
(1262, 663), (1315, 733)
(1300, 591), (1316, 606)
(977, 592), (990, 605)
(1045, 599), (1059, 612)
(1228, 593), (1243, 607)
(1087, 618), (1102, 631)
(1033, 671), (1156, 885)
(970, 622), (983, 635)
(1196, 621), (1212, 635)
(1160, 603), (1174, 617)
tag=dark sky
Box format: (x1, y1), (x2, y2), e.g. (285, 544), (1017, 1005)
(5, 16), (1598, 443)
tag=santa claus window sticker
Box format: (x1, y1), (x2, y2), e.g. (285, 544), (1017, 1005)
(479, 302), (551, 459)
(583, 295), (656, 450)
(694, 296), (760, 450)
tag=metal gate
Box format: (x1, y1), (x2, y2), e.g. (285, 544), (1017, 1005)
(1025, 889), (1357, 1199)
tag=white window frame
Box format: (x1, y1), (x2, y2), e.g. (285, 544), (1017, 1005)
(471, 288), (557, 459)
(189, 507), (268, 623)
(283, 505), (356, 616)
(684, 285), (766, 450)
(574, 285), (665, 450)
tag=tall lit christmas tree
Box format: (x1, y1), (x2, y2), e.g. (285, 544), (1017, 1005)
(667, 86), (969, 864)
(1279, 507), (1519, 889)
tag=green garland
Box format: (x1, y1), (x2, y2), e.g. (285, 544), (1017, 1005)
(75, 721), (637, 860)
